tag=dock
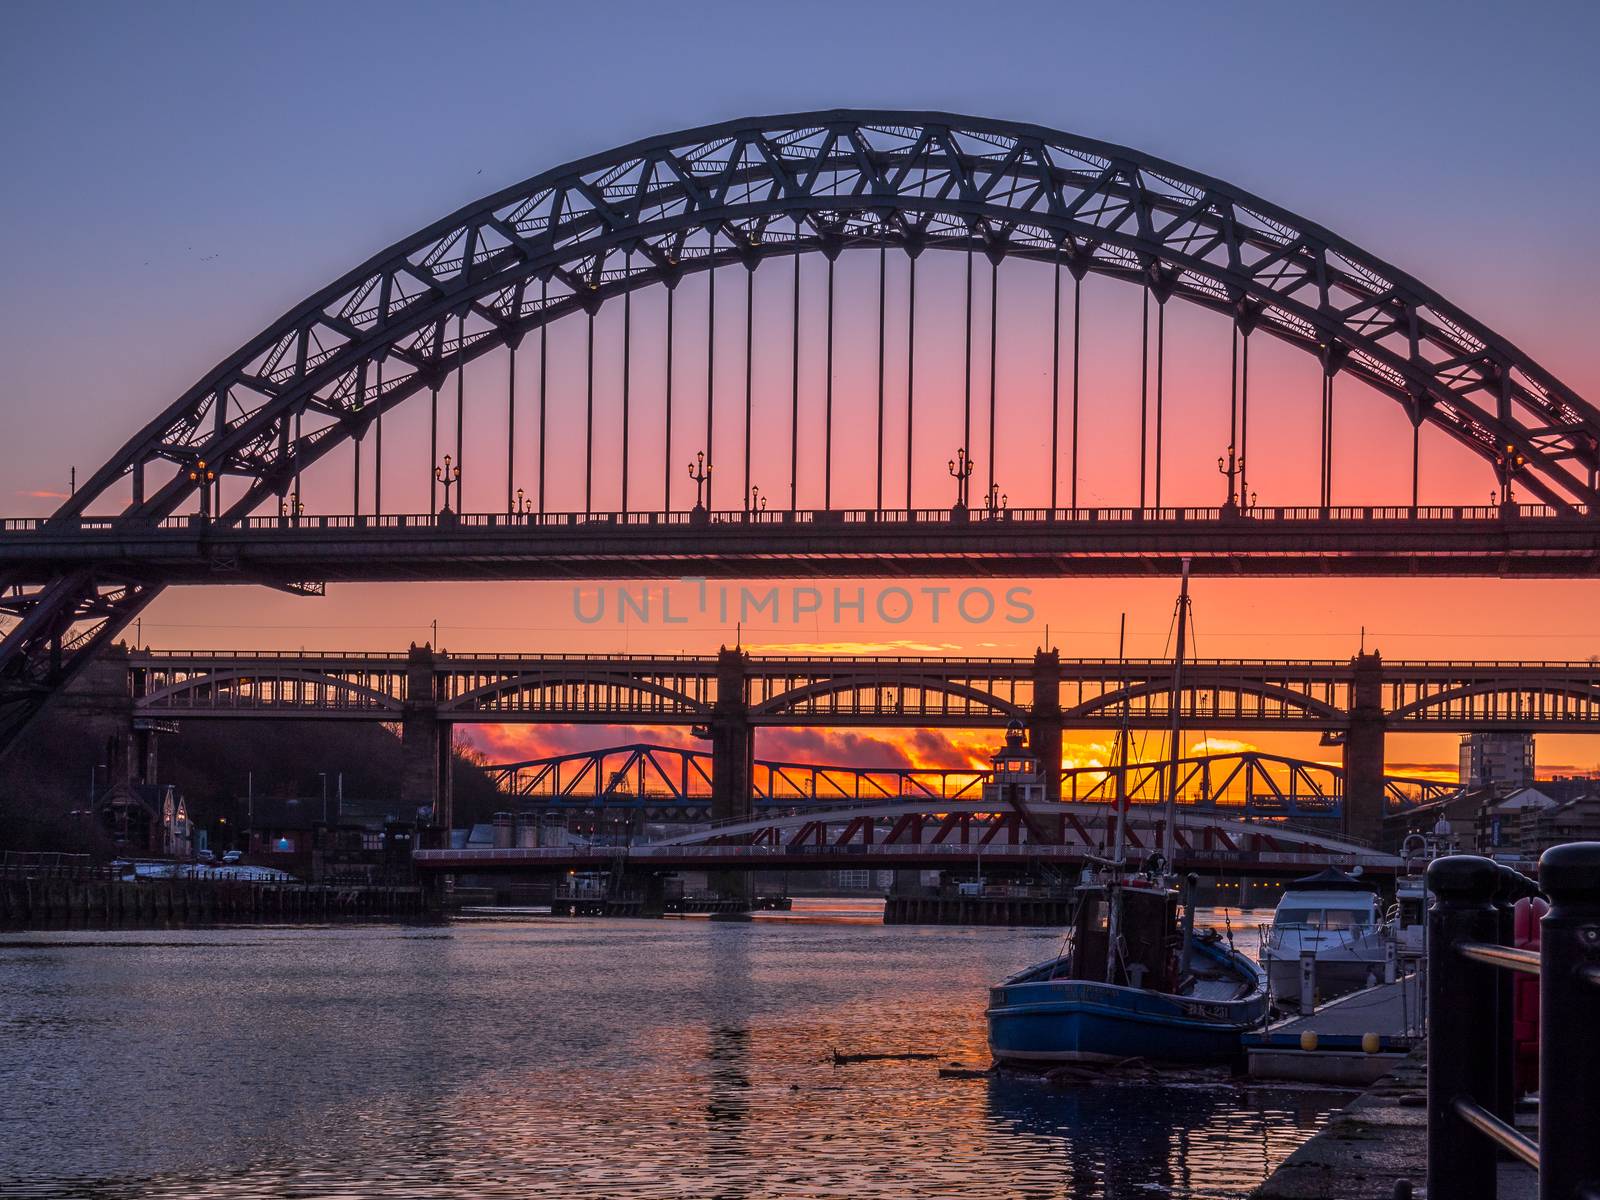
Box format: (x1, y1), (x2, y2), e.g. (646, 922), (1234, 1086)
(1246, 973), (1423, 1085)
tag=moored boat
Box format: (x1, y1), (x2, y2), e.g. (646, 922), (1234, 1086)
(1256, 867), (1386, 1005)
(987, 873), (1269, 1065)
(987, 561), (1267, 1067)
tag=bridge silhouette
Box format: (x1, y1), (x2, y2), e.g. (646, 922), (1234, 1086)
(45, 643), (1588, 847)
(6, 109), (1598, 805)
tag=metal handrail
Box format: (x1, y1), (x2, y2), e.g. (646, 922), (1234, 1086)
(5, 501), (1594, 532)
(1426, 848), (1600, 1200)
(1456, 941), (1541, 975)
(1453, 1098), (1541, 1169)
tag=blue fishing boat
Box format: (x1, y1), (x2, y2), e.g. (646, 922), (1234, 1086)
(986, 876), (1269, 1066)
(987, 563), (1267, 1067)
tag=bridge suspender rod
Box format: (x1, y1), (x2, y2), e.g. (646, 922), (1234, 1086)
(456, 313), (465, 508)
(1071, 271), (1081, 510)
(1050, 253), (1061, 510)
(429, 387), (438, 515)
(1240, 330), (1251, 506)
(824, 253), (835, 510)
(790, 231), (801, 511)
(876, 242), (886, 511)
(988, 258), (998, 500)
(292, 409), (303, 514)
(1153, 298), (1166, 508)
(1229, 325), (1239, 466)
(963, 249), (973, 466)
(352, 420), (360, 516)
(743, 259), (753, 513)
(538, 278), (548, 515)
(1139, 284), (1149, 508)
(1412, 420), (1420, 510)
(905, 253), (916, 511)
(705, 239), (716, 512)
(664, 282), (674, 511)
(506, 333), (516, 515)
(1320, 373), (1334, 508)
(374, 358), (383, 515)
(621, 257), (632, 516)
(584, 308), (595, 513)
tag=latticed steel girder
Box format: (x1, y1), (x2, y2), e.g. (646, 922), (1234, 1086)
(54, 109), (1600, 525)
(5, 109), (1599, 759)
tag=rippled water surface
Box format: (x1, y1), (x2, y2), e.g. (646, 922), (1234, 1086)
(0, 902), (1343, 1199)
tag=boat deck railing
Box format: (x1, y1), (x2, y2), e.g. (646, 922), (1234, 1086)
(1424, 845), (1600, 1200)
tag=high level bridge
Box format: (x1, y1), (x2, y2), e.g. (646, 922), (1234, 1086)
(5, 111), (1599, 768)
(54, 643), (1599, 844)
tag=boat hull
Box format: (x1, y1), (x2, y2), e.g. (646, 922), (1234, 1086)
(1263, 955), (1383, 1005)
(987, 982), (1261, 1064)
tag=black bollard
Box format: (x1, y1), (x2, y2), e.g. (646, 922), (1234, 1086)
(1538, 842), (1600, 1200)
(1426, 854), (1500, 1200)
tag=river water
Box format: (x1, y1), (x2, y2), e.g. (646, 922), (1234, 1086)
(0, 901), (1345, 1199)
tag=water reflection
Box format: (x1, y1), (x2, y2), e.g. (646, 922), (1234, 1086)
(0, 907), (1342, 1199)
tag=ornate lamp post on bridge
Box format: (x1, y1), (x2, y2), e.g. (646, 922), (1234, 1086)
(688, 451), (712, 523)
(278, 490), (303, 525)
(947, 448), (974, 515)
(514, 487), (533, 522)
(747, 485), (767, 519)
(1493, 442), (1526, 516)
(1217, 444), (1245, 516)
(983, 483), (1008, 520)
(434, 455), (460, 523)
(187, 458), (216, 519)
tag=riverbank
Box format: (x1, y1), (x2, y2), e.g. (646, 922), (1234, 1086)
(1, 876), (433, 925)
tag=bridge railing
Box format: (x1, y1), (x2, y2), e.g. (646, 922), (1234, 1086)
(5, 501), (1591, 533)
(1426, 846), (1600, 1200)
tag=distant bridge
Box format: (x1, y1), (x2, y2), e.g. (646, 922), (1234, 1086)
(126, 646), (1600, 732)
(101, 642), (1584, 844)
(414, 798), (1403, 879)
(481, 741), (1452, 822)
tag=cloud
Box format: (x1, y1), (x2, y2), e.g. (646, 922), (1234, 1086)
(20, 489), (68, 500)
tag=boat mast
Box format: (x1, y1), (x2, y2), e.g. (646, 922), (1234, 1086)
(1111, 612), (1130, 870)
(1160, 557), (1192, 873)
(1106, 612), (1130, 985)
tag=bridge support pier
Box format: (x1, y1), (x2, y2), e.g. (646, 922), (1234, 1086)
(401, 643), (452, 846)
(1342, 651), (1386, 846)
(710, 647), (753, 901)
(1027, 649), (1063, 803)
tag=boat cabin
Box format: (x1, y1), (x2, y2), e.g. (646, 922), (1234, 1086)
(1269, 867), (1380, 932)
(1067, 882), (1179, 992)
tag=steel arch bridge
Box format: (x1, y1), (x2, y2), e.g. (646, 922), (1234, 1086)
(4, 110), (1599, 754)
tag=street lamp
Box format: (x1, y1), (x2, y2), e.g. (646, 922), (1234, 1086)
(188, 459), (217, 517)
(947, 448), (974, 510)
(1493, 442), (1526, 511)
(688, 451), (712, 512)
(747, 485), (766, 517)
(279, 491), (303, 520)
(1217, 444), (1244, 511)
(434, 455), (460, 512)
(983, 483), (1007, 519)
(514, 487), (533, 516)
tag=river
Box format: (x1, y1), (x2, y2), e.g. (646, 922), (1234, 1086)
(0, 901), (1344, 1199)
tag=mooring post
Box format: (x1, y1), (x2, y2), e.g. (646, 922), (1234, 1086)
(1426, 854), (1500, 1200)
(1538, 841), (1600, 1200)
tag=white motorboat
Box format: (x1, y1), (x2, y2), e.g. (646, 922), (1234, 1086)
(1258, 867), (1387, 1005)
